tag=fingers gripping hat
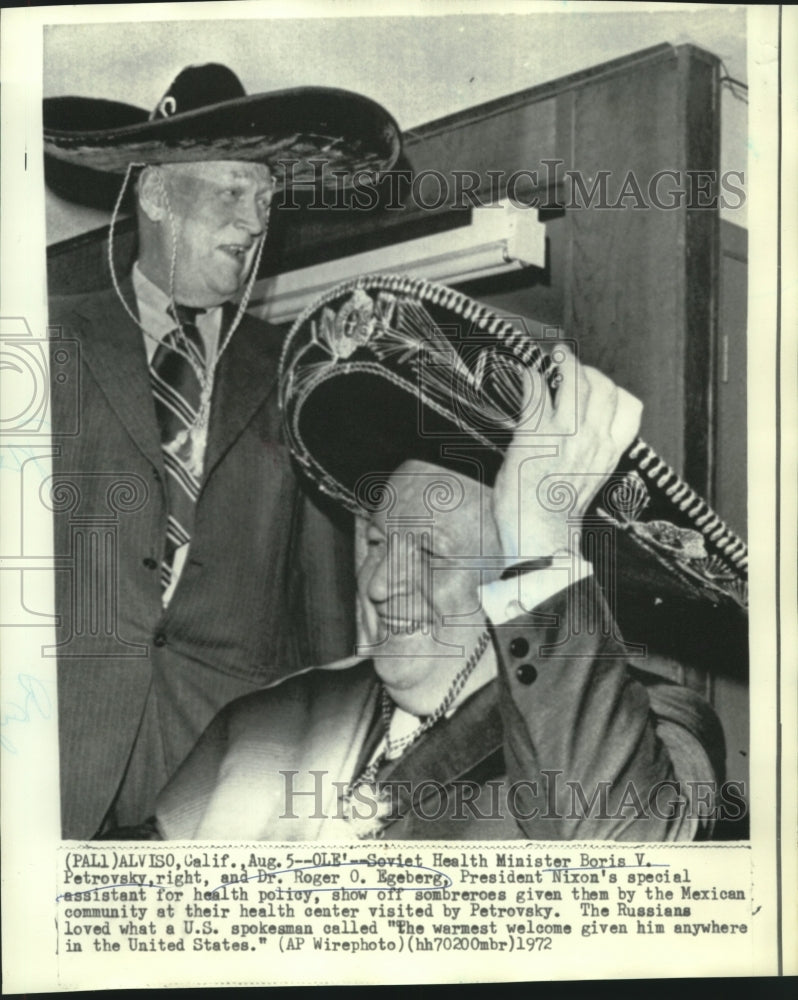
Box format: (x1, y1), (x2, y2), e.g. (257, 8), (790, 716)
(43, 62), (402, 206)
(279, 274), (748, 623)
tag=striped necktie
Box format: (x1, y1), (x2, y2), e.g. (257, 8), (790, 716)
(149, 304), (207, 592)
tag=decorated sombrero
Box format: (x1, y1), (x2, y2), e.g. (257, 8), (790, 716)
(43, 62), (401, 207)
(279, 274), (748, 644)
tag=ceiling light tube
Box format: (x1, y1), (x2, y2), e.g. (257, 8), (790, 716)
(250, 200), (546, 325)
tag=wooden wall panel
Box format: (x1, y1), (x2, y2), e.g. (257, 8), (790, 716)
(710, 220), (748, 799)
(715, 221), (748, 538)
(561, 46), (719, 482)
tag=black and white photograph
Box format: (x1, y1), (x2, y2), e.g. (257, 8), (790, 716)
(1, 1), (793, 990)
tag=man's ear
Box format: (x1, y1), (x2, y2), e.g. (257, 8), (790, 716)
(137, 166), (167, 222)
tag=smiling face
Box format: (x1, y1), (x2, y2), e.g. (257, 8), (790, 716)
(358, 459), (502, 716)
(137, 160), (274, 307)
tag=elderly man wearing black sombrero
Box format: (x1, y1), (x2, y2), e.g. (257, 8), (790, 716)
(155, 275), (747, 841)
(44, 65), (401, 839)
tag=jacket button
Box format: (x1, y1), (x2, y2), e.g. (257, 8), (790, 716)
(509, 636), (530, 658)
(153, 632), (167, 647)
(142, 557), (157, 570)
(516, 663), (537, 685)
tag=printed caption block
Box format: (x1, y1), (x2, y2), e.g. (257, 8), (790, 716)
(55, 842), (758, 986)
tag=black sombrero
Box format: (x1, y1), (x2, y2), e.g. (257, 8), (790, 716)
(279, 274), (748, 644)
(43, 62), (401, 208)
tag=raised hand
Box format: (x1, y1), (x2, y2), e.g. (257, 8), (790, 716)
(491, 345), (642, 561)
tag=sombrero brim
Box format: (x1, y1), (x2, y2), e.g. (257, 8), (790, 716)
(43, 86), (401, 192)
(279, 274), (748, 628)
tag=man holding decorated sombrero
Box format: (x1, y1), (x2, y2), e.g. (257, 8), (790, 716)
(156, 274), (746, 841)
(45, 65), (401, 839)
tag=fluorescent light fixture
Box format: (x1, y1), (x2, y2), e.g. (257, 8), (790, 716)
(249, 201), (546, 326)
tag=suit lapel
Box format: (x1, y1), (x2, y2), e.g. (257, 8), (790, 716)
(202, 307), (281, 482)
(293, 663), (380, 839)
(180, 660), (377, 840)
(72, 283), (165, 472)
(376, 680), (504, 834)
(73, 293), (280, 482)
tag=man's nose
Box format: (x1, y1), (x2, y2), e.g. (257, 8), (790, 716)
(366, 531), (425, 608)
(235, 193), (268, 235)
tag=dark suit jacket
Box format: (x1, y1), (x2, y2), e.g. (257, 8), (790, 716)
(156, 579), (725, 841)
(49, 284), (355, 839)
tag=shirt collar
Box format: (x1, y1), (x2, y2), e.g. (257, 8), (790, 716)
(132, 263), (177, 342)
(132, 263), (224, 360)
